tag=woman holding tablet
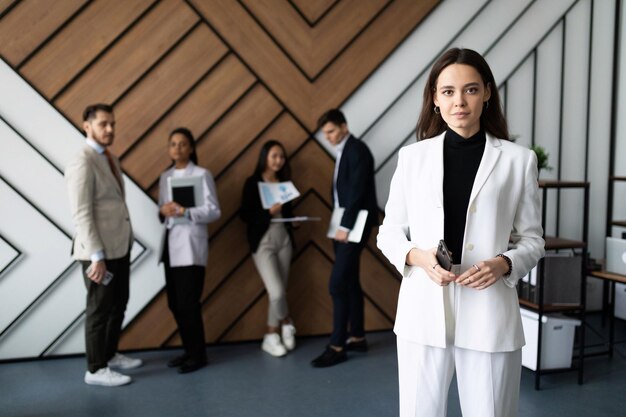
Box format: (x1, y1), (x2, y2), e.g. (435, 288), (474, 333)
(158, 127), (221, 373)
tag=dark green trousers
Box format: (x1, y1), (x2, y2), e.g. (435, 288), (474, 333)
(81, 253), (130, 373)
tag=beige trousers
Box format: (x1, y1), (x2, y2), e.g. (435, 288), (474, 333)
(252, 223), (292, 327)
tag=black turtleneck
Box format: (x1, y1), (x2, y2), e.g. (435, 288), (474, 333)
(443, 129), (486, 264)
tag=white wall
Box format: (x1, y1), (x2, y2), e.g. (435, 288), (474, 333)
(614, 0), (626, 239)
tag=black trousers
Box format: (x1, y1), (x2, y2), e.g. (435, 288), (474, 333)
(163, 237), (207, 361)
(81, 253), (130, 373)
(328, 227), (371, 347)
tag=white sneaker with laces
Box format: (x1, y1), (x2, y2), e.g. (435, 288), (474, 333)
(84, 367), (131, 387)
(281, 323), (296, 351)
(262, 333), (287, 357)
(107, 353), (143, 370)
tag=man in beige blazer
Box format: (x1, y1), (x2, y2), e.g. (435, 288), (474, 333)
(65, 104), (142, 387)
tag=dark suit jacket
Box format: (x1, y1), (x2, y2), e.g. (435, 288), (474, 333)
(333, 135), (379, 232)
(240, 174), (295, 253)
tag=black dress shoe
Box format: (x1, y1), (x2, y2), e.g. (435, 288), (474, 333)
(345, 339), (368, 352)
(311, 346), (347, 368)
(167, 354), (190, 368)
(178, 358), (207, 374)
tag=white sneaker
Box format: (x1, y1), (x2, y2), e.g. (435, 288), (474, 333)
(262, 333), (287, 357)
(84, 367), (131, 387)
(107, 353), (143, 370)
(281, 323), (296, 351)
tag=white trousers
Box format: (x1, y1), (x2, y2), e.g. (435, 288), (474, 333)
(397, 269), (521, 417)
(397, 338), (521, 417)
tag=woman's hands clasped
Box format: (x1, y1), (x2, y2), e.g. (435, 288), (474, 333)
(407, 247), (510, 289)
(455, 257), (509, 290)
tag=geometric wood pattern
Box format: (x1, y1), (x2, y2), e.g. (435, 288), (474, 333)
(0, 0), (438, 350)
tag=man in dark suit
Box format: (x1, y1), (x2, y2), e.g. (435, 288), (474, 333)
(65, 104), (142, 386)
(311, 109), (379, 367)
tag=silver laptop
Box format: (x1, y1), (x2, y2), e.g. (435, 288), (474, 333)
(606, 237), (626, 275)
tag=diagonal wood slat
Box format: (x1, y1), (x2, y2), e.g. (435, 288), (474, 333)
(0, 0), (86, 67)
(0, 0), (18, 16)
(190, 0), (439, 129)
(197, 85), (282, 176)
(55, 1), (208, 125)
(242, 0), (388, 78)
(20, 0), (155, 98)
(289, 0), (338, 26)
(121, 54), (255, 188)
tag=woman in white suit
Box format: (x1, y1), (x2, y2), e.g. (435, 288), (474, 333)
(158, 127), (221, 374)
(377, 49), (544, 417)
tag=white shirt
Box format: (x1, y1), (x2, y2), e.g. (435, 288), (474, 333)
(332, 133), (350, 207)
(332, 133), (350, 231)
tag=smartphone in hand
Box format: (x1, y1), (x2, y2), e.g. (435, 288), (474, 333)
(436, 240), (453, 271)
(85, 264), (114, 286)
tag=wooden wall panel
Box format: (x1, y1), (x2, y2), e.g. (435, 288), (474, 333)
(121, 55), (255, 187)
(20, 0), (155, 97)
(220, 297), (269, 342)
(55, 1), (206, 124)
(0, 0), (439, 351)
(191, 0), (312, 126)
(0, 0), (86, 66)
(289, 0), (338, 25)
(312, 0), (439, 115)
(242, 0), (388, 77)
(192, 0), (437, 129)
(197, 85), (282, 176)
(198, 259), (266, 343)
(120, 292), (175, 350)
(0, 0), (17, 15)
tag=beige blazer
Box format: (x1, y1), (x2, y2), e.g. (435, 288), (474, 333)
(377, 132), (545, 353)
(65, 144), (132, 261)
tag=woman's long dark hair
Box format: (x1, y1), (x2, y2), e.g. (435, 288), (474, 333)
(416, 48), (510, 141)
(254, 140), (291, 181)
(169, 127), (198, 165)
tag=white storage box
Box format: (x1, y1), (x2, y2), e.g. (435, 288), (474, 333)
(520, 308), (581, 370)
(614, 283), (626, 320)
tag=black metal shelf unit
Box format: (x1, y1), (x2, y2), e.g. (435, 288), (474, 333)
(517, 180), (590, 390)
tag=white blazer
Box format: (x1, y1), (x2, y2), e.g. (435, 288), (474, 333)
(377, 132), (545, 353)
(158, 162), (221, 267)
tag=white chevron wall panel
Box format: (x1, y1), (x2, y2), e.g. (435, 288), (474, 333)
(0, 179), (71, 335)
(0, 57), (164, 359)
(0, 236), (20, 276)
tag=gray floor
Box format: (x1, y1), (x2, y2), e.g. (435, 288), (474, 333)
(1, 315), (626, 417)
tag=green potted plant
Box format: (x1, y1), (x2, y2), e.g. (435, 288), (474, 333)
(530, 145), (552, 177)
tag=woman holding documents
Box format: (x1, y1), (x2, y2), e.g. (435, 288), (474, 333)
(377, 49), (544, 417)
(240, 140), (297, 357)
(158, 127), (221, 373)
